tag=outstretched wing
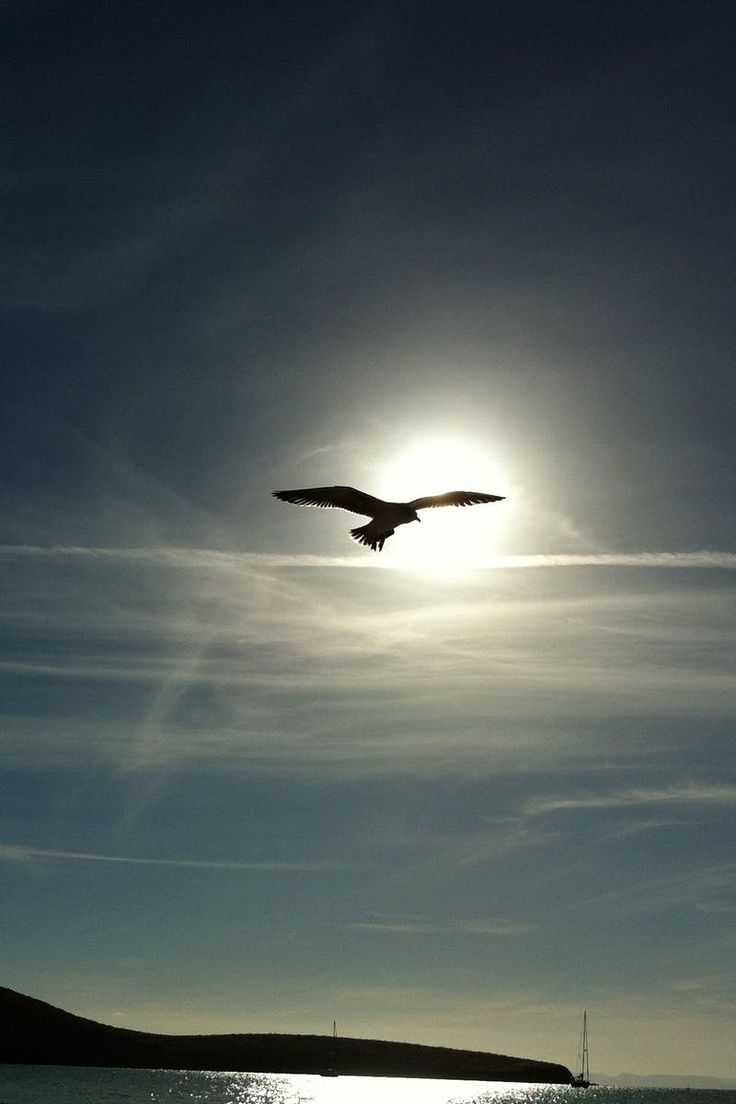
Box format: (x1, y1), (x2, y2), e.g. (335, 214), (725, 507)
(408, 490), (505, 510)
(272, 486), (387, 517)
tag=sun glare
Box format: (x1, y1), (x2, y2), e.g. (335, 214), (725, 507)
(292, 1073), (499, 1103)
(375, 437), (511, 577)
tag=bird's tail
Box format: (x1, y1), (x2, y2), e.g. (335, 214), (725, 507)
(350, 523), (394, 552)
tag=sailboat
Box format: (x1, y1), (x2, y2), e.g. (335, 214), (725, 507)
(571, 1010), (594, 1087)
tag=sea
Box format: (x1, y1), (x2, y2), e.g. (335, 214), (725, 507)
(1, 1069), (735, 1104)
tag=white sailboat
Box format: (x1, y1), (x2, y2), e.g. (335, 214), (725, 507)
(571, 1010), (593, 1087)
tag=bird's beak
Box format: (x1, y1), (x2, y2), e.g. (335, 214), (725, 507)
(416, 516), (421, 522)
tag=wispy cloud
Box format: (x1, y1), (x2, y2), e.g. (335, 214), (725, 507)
(2, 540), (733, 784)
(525, 784), (736, 817)
(2, 544), (736, 570)
(2, 191), (227, 310)
(489, 552), (736, 570)
(350, 915), (533, 937)
(0, 842), (339, 872)
(556, 857), (736, 921)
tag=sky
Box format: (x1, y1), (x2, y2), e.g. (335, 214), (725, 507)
(1, 0), (735, 1082)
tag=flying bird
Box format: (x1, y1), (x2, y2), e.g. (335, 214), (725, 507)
(272, 485), (505, 551)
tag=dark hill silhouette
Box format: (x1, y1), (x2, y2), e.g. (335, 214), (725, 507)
(0, 987), (572, 1083)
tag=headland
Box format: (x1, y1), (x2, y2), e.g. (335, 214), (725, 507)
(1, 987), (572, 1083)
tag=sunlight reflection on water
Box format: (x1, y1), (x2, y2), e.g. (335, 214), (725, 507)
(0, 1067), (571, 1104)
(6, 1069), (732, 1104)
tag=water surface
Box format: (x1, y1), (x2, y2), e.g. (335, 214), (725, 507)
(1, 1068), (735, 1104)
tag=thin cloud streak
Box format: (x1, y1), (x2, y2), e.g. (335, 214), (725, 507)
(0, 843), (339, 872)
(1, 544), (736, 570)
(526, 784), (736, 817)
(350, 917), (533, 937)
(0, 843), (337, 869)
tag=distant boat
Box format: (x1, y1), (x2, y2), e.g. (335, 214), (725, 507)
(571, 1010), (594, 1088)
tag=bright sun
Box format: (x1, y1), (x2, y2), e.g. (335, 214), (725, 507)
(374, 437), (510, 577)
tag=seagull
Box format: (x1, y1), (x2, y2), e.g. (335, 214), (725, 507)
(272, 485), (505, 551)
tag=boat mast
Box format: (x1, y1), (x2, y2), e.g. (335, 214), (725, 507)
(581, 1010), (589, 1082)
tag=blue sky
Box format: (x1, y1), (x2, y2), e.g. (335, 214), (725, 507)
(1, 0), (735, 1080)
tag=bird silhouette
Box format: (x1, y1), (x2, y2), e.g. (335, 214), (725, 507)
(272, 485), (505, 551)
